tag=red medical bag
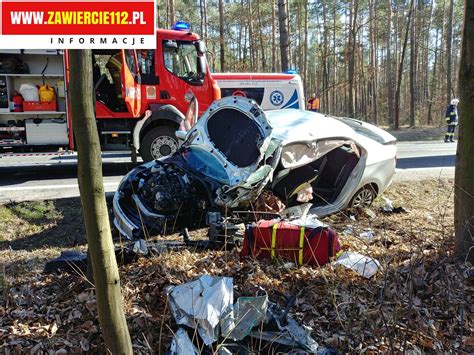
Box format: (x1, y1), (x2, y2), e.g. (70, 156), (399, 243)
(241, 220), (340, 266)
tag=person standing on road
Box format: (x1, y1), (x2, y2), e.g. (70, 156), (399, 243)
(307, 93), (320, 112)
(445, 98), (459, 143)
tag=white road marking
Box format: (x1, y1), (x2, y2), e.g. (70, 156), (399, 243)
(0, 181), (119, 192)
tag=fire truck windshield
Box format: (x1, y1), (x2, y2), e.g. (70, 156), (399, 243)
(163, 41), (205, 85)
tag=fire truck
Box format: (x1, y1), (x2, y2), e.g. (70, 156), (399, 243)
(0, 23), (304, 163)
(0, 24), (219, 162)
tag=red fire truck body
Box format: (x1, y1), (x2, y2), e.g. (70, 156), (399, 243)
(0, 27), (220, 162)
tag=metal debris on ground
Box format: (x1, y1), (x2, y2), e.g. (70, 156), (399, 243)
(166, 276), (322, 353)
(343, 225), (354, 236)
(166, 275), (233, 345)
(359, 228), (375, 241)
(169, 328), (199, 355)
(132, 239), (148, 255)
(251, 300), (320, 353)
(334, 251), (380, 278)
(220, 292), (268, 341)
(364, 209), (376, 219)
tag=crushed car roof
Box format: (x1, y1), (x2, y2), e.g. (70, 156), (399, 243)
(266, 109), (357, 144)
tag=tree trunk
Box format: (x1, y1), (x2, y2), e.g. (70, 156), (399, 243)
(446, 0), (454, 104)
(219, 0), (225, 71)
(272, 0), (277, 71)
(394, 0), (414, 130)
(428, 28), (439, 126)
(248, 0), (255, 69)
(455, 0), (474, 263)
(386, 0), (395, 126)
(322, 0), (330, 113)
(278, 0), (289, 71)
(169, 0), (175, 25)
(347, 0), (359, 117)
(200, 0), (208, 44)
(69, 50), (132, 354)
(303, 0), (309, 90)
(369, 0), (378, 124)
(256, 0), (266, 71)
(409, 0), (417, 127)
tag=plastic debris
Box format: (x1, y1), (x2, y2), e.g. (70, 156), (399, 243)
(169, 328), (199, 355)
(335, 251), (380, 278)
(220, 294), (268, 341)
(167, 275), (233, 345)
(132, 239), (148, 255)
(364, 209), (376, 219)
(283, 262), (296, 269)
(296, 183), (314, 203)
(392, 206), (409, 214)
(343, 225), (354, 236)
(382, 197), (394, 212)
(350, 215), (357, 222)
(250, 301), (319, 353)
(359, 228), (374, 241)
(43, 250), (87, 274)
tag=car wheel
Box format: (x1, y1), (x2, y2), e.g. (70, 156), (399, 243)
(350, 185), (376, 209)
(140, 126), (179, 162)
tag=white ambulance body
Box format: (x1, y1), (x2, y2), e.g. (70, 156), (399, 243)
(212, 73), (305, 111)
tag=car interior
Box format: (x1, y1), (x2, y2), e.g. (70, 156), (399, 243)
(272, 142), (361, 207)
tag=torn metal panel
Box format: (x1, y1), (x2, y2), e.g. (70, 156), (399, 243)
(169, 328), (199, 355)
(220, 294), (268, 341)
(253, 301), (319, 353)
(167, 275), (233, 345)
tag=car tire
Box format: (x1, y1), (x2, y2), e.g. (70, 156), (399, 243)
(349, 185), (376, 209)
(140, 126), (179, 162)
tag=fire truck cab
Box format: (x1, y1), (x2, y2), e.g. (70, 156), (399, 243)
(87, 27), (220, 161)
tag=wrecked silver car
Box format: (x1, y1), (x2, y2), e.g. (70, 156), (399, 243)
(113, 96), (396, 239)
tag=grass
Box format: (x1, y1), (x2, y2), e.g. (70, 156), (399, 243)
(0, 198), (86, 278)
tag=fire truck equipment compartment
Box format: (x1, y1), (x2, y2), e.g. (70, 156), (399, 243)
(25, 119), (68, 145)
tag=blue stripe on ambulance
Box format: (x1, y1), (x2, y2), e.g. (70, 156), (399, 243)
(281, 90), (300, 109)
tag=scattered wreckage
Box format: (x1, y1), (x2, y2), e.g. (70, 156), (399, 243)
(113, 96), (397, 241)
(166, 275), (327, 354)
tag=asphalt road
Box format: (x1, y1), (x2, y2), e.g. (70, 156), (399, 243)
(0, 141), (456, 203)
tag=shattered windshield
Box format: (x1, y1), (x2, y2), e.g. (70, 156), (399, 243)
(181, 147), (230, 184)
